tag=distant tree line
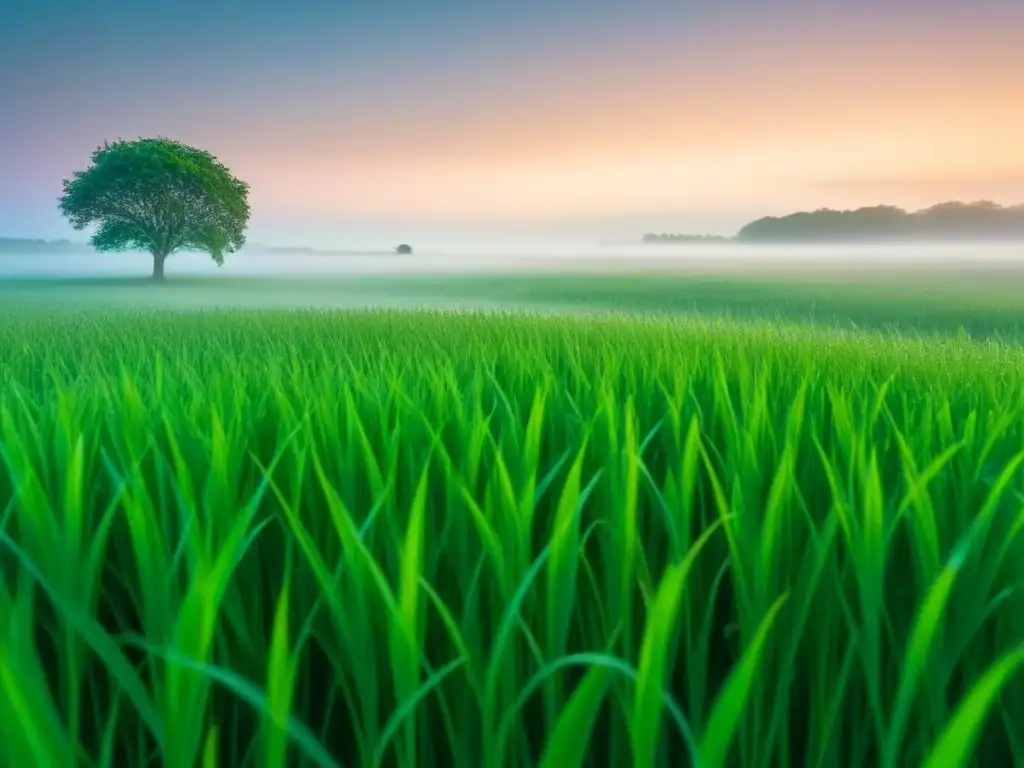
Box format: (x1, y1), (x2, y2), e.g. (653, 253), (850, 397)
(0, 237), (88, 253)
(738, 201), (1024, 242)
(641, 233), (729, 243)
(643, 201), (1024, 244)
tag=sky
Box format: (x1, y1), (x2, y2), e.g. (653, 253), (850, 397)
(1, 0), (1023, 246)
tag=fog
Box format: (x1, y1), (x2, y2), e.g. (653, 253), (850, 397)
(1, 241), (1023, 279)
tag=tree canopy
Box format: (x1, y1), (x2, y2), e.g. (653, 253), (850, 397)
(58, 137), (250, 278)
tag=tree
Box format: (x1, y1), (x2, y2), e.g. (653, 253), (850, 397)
(58, 137), (250, 279)
(394, 243), (413, 254)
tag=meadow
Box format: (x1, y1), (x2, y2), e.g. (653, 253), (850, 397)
(2, 272), (1024, 767)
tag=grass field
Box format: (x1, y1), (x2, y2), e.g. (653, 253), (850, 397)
(2, 273), (1024, 767)
(5, 268), (1024, 339)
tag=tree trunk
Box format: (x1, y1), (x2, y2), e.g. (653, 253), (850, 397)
(152, 252), (167, 280)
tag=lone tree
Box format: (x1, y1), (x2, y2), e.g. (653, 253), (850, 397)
(394, 243), (413, 254)
(58, 137), (250, 279)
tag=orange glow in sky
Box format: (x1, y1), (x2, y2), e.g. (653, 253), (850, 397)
(229, 17), (1024, 222)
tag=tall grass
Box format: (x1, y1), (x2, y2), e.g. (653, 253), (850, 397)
(1, 308), (1023, 767)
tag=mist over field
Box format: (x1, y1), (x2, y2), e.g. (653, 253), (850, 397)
(2, 240), (1024, 279)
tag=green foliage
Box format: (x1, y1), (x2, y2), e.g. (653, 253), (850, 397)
(57, 138), (250, 273)
(1, 309), (1024, 767)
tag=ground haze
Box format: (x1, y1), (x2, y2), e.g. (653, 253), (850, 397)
(2, 241), (1024, 278)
